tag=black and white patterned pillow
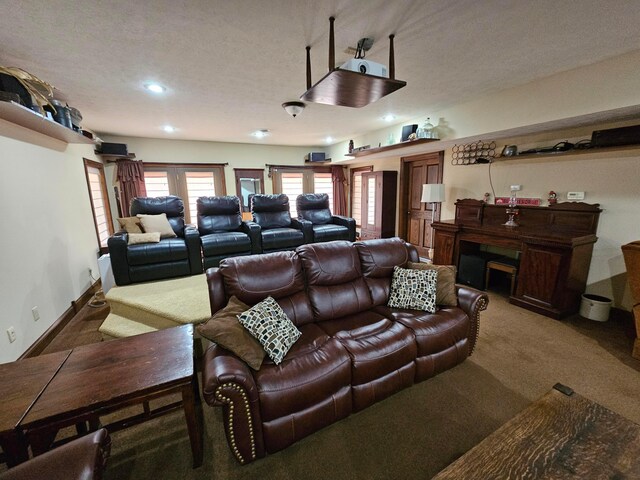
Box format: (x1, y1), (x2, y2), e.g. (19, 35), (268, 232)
(238, 296), (301, 365)
(387, 266), (437, 312)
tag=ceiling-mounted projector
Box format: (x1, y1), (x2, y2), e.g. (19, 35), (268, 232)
(340, 59), (388, 78)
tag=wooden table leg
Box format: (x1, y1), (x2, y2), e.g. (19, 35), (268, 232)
(182, 379), (203, 468)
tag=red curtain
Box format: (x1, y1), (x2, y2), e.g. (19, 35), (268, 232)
(116, 160), (147, 217)
(331, 166), (347, 216)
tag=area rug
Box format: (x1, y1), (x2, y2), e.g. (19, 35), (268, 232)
(99, 274), (210, 339)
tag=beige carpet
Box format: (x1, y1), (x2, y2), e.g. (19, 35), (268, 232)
(99, 274), (210, 339)
(98, 292), (640, 479)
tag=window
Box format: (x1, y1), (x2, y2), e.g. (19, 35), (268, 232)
(142, 163), (226, 224)
(271, 166), (333, 218)
(350, 166), (372, 227)
(83, 159), (114, 253)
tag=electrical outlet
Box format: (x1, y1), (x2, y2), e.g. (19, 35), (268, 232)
(510, 184), (522, 191)
(567, 191), (585, 200)
(7, 327), (16, 343)
(32, 306), (40, 321)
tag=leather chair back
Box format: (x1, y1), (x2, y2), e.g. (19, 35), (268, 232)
(219, 251), (314, 326)
(130, 195), (185, 237)
(251, 194), (292, 229)
(197, 196), (242, 234)
(296, 193), (332, 225)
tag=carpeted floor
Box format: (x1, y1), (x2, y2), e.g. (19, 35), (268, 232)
(93, 292), (640, 480)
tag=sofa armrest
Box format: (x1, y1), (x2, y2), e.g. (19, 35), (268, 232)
(291, 218), (313, 244)
(0, 429), (111, 480)
(331, 215), (356, 241)
(455, 284), (489, 355)
(184, 225), (203, 274)
(201, 345), (265, 463)
(206, 267), (227, 315)
(240, 221), (262, 254)
(107, 232), (130, 286)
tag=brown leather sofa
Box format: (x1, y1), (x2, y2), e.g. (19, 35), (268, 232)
(202, 238), (488, 464)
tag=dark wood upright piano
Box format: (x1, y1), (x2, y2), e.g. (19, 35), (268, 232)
(431, 199), (601, 319)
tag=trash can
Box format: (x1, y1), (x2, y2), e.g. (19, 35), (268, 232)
(579, 294), (612, 322)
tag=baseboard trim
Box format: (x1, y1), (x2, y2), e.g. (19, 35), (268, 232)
(20, 279), (102, 359)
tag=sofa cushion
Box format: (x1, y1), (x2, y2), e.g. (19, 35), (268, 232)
(255, 323), (351, 422)
(298, 242), (373, 321)
(388, 266), (437, 312)
(201, 231), (251, 256)
(219, 252), (314, 326)
(127, 232), (161, 245)
(117, 216), (143, 233)
(408, 261), (458, 307)
(376, 305), (471, 381)
(197, 196), (242, 234)
(126, 237), (188, 265)
(256, 323), (352, 453)
(238, 296), (301, 365)
(260, 228), (304, 250)
(312, 224), (350, 242)
(197, 296), (265, 370)
(356, 237), (411, 278)
(319, 310), (417, 411)
(137, 213), (177, 238)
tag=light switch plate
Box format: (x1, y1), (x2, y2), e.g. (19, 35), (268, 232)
(567, 191), (585, 200)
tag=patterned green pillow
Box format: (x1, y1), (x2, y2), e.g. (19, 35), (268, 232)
(387, 266), (437, 312)
(238, 296), (301, 365)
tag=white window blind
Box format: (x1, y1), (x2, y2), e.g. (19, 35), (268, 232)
(185, 171), (216, 224)
(87, 167), (110, 248)
(313, 172), (333, 214)
(281, 172), (304, 218)
(352, 171), (364, 226)
(144, 171), (170, 198)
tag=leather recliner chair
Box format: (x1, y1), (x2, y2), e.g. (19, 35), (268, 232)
(197, 196), (261, 269)
(296, 193), (356, 243)
(108, 196), (203, 285)
(250, 194), (311, 252)
(0, 429), (110, 480)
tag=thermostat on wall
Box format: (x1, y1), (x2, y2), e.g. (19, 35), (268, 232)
(567, 192), (585, 200)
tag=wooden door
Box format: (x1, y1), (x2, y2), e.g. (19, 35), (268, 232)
(401, 152), (443, 258)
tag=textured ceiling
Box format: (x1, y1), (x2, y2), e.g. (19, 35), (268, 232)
(2, 0), (640, 146)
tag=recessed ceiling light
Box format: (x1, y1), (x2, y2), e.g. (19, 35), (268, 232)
(144, 83), (166, 94)
(251, 129), (270, 138)
(382, 114), (396, 122)
(325, 136), (333, 143)
(162, 125), (176, 133)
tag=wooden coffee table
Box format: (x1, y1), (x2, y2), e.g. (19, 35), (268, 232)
(20, 325), (203, 468)
(0, 351), (71, 467)
(433, 384), (640, 479)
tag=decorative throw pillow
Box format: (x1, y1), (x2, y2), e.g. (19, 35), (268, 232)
(408, 261), (458, 307)
(137, 213), (177, 238)
(117, 216), (144, 234)
(196, 296), (265, 370)
(127, 232), (161, 245)
(387, 266), (437, 312)
(238, 296), (301, 365)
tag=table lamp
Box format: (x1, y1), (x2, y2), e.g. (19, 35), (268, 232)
(421, 183), (446, 259)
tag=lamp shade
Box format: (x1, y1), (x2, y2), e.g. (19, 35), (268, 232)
(421, 184), (445, 203)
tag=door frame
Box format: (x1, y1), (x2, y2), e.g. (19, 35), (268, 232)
(398, 151), (444, 241)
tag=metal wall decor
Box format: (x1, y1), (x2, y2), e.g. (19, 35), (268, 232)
(451, 140), (496, 165)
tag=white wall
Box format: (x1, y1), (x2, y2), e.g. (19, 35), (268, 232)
(0, 122), (102, 362)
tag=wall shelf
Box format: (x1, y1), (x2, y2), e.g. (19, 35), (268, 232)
(499, 143), (640, 160)
(0, 101), (94, 145)
(345, 138), (440, 158)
